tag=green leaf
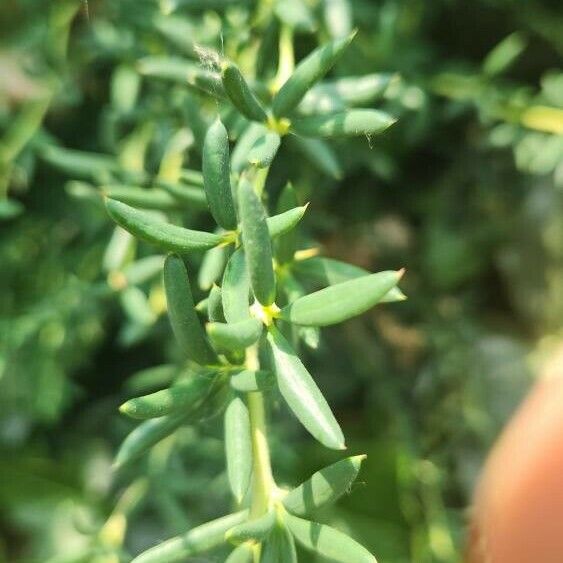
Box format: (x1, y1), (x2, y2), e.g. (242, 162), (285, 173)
(131, 511), (248, 563)
(291, 109), (396, 138)
(290, 136), (342, 179)
(106, 199), (224, 253)
(208, 284), (226, 322)
(231, 122), (269, 174)
(119, 255), (165, 287)
(180, 168), (205, 186)
(164, 254), (218, 364)
(119, 374), (215, 420)
(125, 364), (178, 395)
(230, 369), (275, 393)
(266, 326), (345, 450)
(483, 32), (527, 76)
(275, 183), (299, 264)
(272, 32), (356, 118)
(41, 145), (118, 181)
(226, 510), (275, 544)
(199, 245), (230, 291)
(222, 248), (252, 323)
(293, 257), (407, 302)
(274, 0), (316, 32)
(138, 56), (226, 98)
(282, 455), (366, 516)
(298, 73), (394, 114)
(261, 523), (298, 563)
(157, 129), (193, 184)
(279, 270), (404, 326)
(103, 185), (181, 211)
(158, 181), (208, 209)
(266, 204), (308, 239)
(207, 318), (263, 351)
(114, 412), (191, 468)
(221, 61), (268, 123)
(225, 395), (253, 503)
(285, 513), (376, 563)
(203, 118), (238, 229)
(324, 0), (353, 39)
(239, 176), (276, 306)
(248, 132), (281, 168)
(226, 543), (255, 563)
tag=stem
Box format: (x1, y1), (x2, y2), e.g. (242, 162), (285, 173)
(246, 346), (274, 519)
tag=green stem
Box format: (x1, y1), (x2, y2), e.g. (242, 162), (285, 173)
(246, 346), (274, 519)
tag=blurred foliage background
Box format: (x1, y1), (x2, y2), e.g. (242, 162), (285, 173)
(1, 0), (562, 561)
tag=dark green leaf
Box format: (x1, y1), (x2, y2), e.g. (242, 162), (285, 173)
(272, 32), (356, 117)
(203, 118), (238, 229)
(120, 374), (215, 420)
(239, 176), (276, 305)
(106, 199), (224, 253)
(164, 254), (218, 364)
(222, 61), (268, 122)
(222, 248), (252, 323)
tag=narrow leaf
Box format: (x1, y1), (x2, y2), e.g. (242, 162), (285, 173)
(208, 284), (226, 322)
(138, 56), (226, 98)
(199, 244), (229, 291)
(222, 248), (252, 323)
(272, 32), (356, 118)
(248, 132), (281, 168)
(120, 375), (214, 420)
(291, 109), (396, 138)
(231, 122), (269, 174)
(230, 369), (275, 393)
(291, 136), (342, 179)
(207, 318), (263, 351)
(266, 205), (308, 239)
(103, 185), (181, 211)
(279, 270), (404, 326)
(221, 61), (268, 123)
(293, 257), (407, 302)
(125, 364), (178, 395)
(266, 326), (345, 450)
(285, 514), (376, 563)
(180, 168), (204, 186)
(261, 523), (298, 563)
(298, 73), (394, 114)
(282, 455), (366, 516)
(225, 395), (253, 503)
(106, 199), (224, 253)
(226, 543), (254, 563)
(239, 176), (276, 305)
(114, 412), (190, 468)
(164, 254), (218, 364)
(275, 183), (299, 264)
(158, 181), (208, 209)
(131, 511), (248, 563)
(226, 510), (276, 544)
(203, 118), (238, 229)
